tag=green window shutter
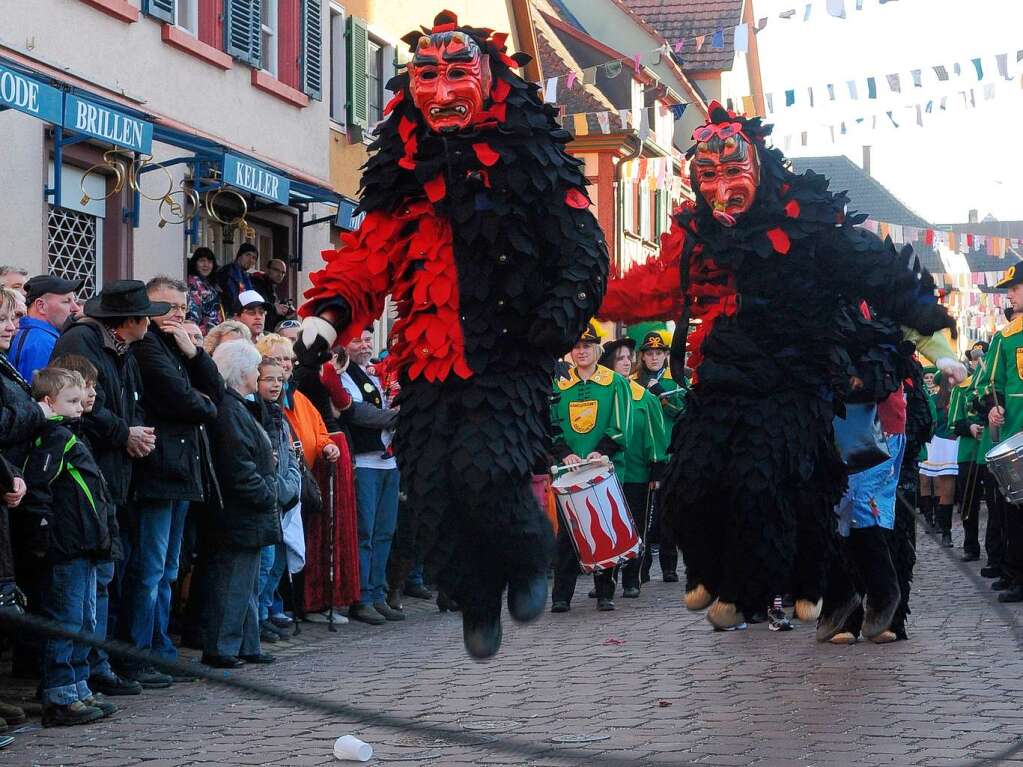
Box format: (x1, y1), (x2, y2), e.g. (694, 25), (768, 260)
(345, 15), (369, 130)
(143, 0), (176, 24)
(225, 0), (262, 68)
(300, 0), (323, 100)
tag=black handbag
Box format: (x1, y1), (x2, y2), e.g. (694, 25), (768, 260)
(834, 402), (891, 474)
(300, 461), (323, 515)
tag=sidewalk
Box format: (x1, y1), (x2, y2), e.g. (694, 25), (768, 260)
(4, 514), (1023, 767)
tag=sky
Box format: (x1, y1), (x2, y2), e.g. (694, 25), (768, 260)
(753, 0), (1023, 224)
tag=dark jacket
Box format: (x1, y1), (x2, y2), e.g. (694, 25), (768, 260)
(0, 354), (45, 467)
(133, 325), (224, 502)
(216, 261), (253, 316)
(210, 389), (280, 549)
(51, 318), (144, 505)
(21, 417), (113, 563)
(340, 364), (395, 455)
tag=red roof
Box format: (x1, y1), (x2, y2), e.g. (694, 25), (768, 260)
(617, 0), (744, 72)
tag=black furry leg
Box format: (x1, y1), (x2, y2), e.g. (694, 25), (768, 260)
(889, 484), (917, 640)
(848, 526), (900, 639)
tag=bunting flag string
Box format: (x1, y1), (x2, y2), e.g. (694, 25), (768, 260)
(860, 217), (1023, 262)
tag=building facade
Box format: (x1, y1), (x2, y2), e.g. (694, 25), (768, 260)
(0, 0), (337, 304)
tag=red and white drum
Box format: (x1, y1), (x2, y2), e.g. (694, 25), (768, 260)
(551, 462), (641, 573)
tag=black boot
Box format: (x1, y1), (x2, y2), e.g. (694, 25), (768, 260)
(848, 527), (901, 640)
(507, 574), (547, 623)
(462, 611), (502, 660)
(920, 496), (935, 529)
(937, 504), (954, 547)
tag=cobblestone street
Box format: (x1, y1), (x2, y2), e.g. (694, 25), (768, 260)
(5, 515), (1023, 767)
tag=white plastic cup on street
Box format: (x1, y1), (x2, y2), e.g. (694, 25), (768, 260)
(333, 735), (372, 762)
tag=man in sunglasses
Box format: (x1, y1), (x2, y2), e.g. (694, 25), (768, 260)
(600, 101), (964, 634)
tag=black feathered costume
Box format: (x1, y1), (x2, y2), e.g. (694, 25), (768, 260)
(599, 103), (953, 627)
(298, 12), (608, 657)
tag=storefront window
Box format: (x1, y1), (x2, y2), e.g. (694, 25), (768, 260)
(48, 206), (101, 298)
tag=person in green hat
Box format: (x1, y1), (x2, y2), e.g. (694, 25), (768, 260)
(600, 337), (667, 598)
(549, 322), (632, 612)
(974, 264), (1023, 601)
(632, 330), (686, 582)
(948, 341), (990, 562)
(919, 368), (958, 547)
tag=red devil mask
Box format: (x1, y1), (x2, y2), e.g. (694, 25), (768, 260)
(691, 129), (760, 227)
(408, 30), (492, 133)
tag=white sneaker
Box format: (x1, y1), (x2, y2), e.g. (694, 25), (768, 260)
(304, 609), (349, 624)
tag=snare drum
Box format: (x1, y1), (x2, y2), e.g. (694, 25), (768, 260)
(551, 462), (641, 573)
(986, 432), (1023, 504)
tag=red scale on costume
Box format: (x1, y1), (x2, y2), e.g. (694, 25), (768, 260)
(305, 202), (471, 383)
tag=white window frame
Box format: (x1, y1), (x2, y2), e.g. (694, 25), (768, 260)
(622, 177), (637, 236)
(175, 0), (198, 36)
(365, 25), (396, 141)
(639, 184), (651, 241)
(261, 0), (279, 77)
(329, 3), (346, 128)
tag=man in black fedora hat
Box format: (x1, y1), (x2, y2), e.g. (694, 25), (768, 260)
(50, 280), (169, 692)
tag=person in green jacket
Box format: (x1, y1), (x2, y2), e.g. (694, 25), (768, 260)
(974, 265), (1023, 602)
(550, 322), (632, 613)
(600, 337), (667, 599)
(632, 330), (686, 581)
(948, 341), (990, 562)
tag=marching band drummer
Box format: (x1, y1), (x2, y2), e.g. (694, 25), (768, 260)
(549, 322), (632, 614)
(600, 337), (668, 599)
(974, 265), (1023, 603)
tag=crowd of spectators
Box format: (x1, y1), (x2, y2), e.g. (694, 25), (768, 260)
(0, 249), (418, 741)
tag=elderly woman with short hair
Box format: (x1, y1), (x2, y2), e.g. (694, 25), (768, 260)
(202, 340), (280, 668)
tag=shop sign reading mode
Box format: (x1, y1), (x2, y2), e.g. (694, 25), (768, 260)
(64, 94), (153, 154)
(0, 65), (63, 125)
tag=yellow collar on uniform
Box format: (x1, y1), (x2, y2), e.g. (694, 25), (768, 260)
(558, 364), (615, 390)
(629, 380), (647, 401)
(1003, 315), (1023, 338)
(957, 375), (973, 389)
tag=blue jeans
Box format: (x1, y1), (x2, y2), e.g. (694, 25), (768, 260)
(89, 559), (115, 679)
(354, 466), (400, 605)
(406, 562), (425, 589)
(257, 542), (286, 621)
(40, 558), (96, 706)
(204, 546), (261, 658)
(123, 499), (189, 660)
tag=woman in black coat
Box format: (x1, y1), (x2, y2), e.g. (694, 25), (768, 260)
(202, 340), (279, 668)
(0, 286), (45, 595)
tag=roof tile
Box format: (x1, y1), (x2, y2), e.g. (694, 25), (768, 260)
(616, 0), (744, 71)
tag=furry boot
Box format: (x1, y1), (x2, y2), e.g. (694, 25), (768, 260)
(848, 527), (901, 640)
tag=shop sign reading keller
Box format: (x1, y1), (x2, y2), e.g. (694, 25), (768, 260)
(63, 94), (153, 154)
(222, 153), (290, 205)
(0, 64), (63, 125)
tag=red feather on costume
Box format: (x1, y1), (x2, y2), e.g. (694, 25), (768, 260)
(301, 204), (471, 383)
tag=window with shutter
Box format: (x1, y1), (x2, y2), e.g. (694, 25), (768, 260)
(300, 0), (323, 100)
(225, 0), (262, 67)
(143, 0), (176, 23)
(345, 15), (368, 131)
(328, 5), (346, 124)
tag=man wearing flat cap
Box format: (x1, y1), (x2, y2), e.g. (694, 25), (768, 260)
(51, 280), (169, 691)
(974, 263), (1023, 603)
(9, 275), (82, 382)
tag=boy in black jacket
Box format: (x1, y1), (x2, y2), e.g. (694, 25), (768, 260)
(23, 368), (119, 727)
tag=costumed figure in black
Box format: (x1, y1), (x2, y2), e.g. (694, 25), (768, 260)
(295, 11), (608, 658)
(599, 101), (960, 630)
